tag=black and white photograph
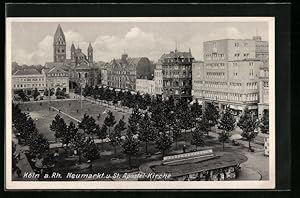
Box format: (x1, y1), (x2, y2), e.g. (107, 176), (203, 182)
(5, 16), (275, 189)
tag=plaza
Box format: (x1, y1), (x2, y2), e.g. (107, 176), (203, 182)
(18, 98), (131, 141)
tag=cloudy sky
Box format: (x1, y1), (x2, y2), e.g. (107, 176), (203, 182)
(11, 21), (268, 65)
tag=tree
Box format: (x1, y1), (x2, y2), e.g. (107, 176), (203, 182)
(50, 115), (67, 144)
(86, 116), (97, 138)
(238, 108), (259, 151)
(55, 87), (62, 97)
(42, 152), (55, 169)
(150, 102), (167, 133)
(104, 111), (116, 135)
(17, 90), (29, 101)
(128, 106), (142, 134)
(155, 131), (173, 157)
(204, 102), (220, 136)
(218, 109), (236, 150)
(29, 133), (50, 156)
(32, 88), (40, 100)
(195, 116), (210, 138)
(15, 115), (37, 143)
(138, 112), (156, 154)
(121, 130), (140, 167)
(191, 99), (202, 119)
(109, 123), (122, 155)
(95, 124), (108, 151)
(61, 121), (78, 152)
(44, 88), (54, 97)
(70, 132), (86, 163)
(191, 125), (205, 150)
(142, 93), (152, 110)
(82, 138), (100, 173)
(115, 116), (127, 132)
(79, 114), (91, 133)
(259, 110), (269, 134)
(171, 121), (182, 150)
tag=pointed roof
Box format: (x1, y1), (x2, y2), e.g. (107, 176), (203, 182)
(88, 42), (93, 50)
(53, 24), (66, 45)
(71, 42), (75, 49)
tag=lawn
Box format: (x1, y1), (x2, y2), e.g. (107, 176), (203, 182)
(19, 99), (131, 142)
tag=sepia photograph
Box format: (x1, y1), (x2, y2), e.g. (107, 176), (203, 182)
(5, 17), (275, 189)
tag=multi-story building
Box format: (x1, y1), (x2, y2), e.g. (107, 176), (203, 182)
(258, 65), (269, 116)
(107, 53), (154, 91)
(253, 36), (269, 65)
(192, 61), (204, 101)
(42, 66), (69, 94)
(154, 62), (163, 95)
(100, 68), (108, 86)
(12, 69), (46, 95)
(12, 66), (70, 96)
(136, 79), (156, 95)
(193, 39), (264, 114)
(160, 49), (194, 99)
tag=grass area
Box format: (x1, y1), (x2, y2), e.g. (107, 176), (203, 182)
(19, 99), (131, 141)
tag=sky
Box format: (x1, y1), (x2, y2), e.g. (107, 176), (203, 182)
(11, 21), (269, 65)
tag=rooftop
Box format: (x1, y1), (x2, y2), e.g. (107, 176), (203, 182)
(13, 69), (41, 76)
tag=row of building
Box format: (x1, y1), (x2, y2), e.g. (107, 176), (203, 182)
(12, 24), (269, 116)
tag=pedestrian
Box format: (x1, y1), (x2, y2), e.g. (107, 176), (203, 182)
(59, 109), (61, 113)
(77, 109), (79, 113)
(40, 102), (42, 106)
(183, 144), (186, 153)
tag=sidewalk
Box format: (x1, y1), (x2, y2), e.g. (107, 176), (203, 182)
(237, 166), (262, 180)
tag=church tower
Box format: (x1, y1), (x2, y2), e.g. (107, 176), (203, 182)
(87, 42), (93, 64)
(71, 42), (76, 62)
(53, 24), (66, 62)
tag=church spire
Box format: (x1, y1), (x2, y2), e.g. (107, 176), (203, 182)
(88, 42), (93, 50)
(53, 24), (66, 45)
(53, 24), (66, 62)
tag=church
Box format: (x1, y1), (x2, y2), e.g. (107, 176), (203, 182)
(44, 24), (100, 89)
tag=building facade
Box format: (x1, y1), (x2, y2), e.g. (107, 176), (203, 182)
(136, 79), (156, 95)
(154, 63), (163, 95)
(43, 66), (69, 94)
(193, 39), (263, 114)
(258, 65), (269, 116)
(12, 69), (46, 95)
(107, 53), (154, 91)
(160, 49), (194, 99)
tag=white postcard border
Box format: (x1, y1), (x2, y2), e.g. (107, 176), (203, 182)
(5, 17), (275, 190)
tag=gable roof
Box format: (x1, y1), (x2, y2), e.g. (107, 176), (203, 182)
(46, 66), (68, 74)
(13, 69), (41, 76)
